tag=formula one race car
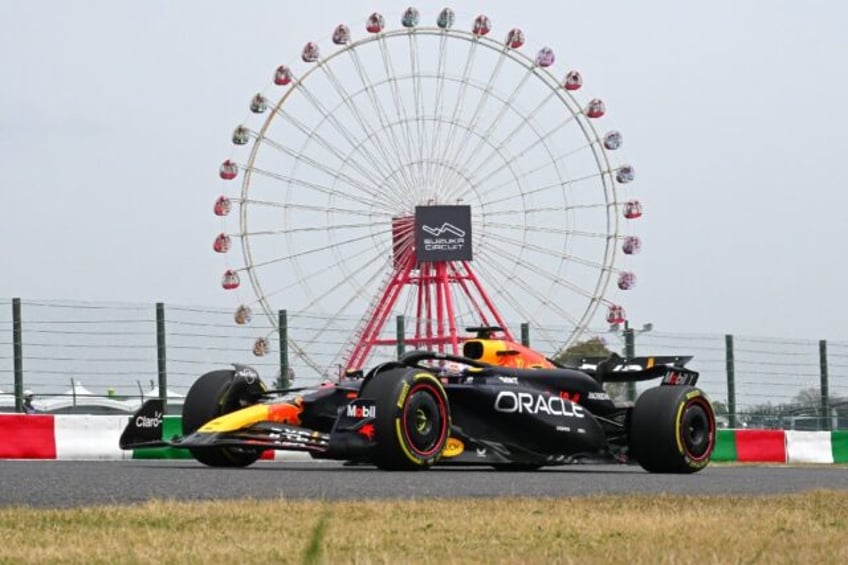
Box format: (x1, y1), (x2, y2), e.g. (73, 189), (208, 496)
(120, 329), (716, 473)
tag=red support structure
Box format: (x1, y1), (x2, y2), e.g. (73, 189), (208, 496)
(344, 214), (513, 371)
(345, 252), (415, 371)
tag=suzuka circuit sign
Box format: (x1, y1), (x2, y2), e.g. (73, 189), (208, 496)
(414, 205), (473, 262)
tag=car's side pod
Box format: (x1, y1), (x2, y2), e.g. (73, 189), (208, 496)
(119, 398), (167, 450)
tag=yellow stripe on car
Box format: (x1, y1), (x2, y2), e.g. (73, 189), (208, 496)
(198, 404), (270, 433)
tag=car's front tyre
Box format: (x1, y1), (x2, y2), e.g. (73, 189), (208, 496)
(360, 368), (450, 470)
(182, 369), (266, 467)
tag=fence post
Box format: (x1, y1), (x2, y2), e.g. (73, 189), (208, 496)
(520, 323), (530, 347)
(396, 315), (406, 358)
(725, 334), (736, 428)
(12, 298), (23, 413)
(278, 310), (289, 389)
(820, 339), (830, 431)
(156, 302), (167, 413)
(624, 325), (636, 402)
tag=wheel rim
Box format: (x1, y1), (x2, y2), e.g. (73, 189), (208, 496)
(415, 408), (431, 434)
(401, 382), (447, 457)
(680, 398), (714, 460)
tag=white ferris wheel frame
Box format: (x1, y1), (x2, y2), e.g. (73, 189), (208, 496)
(226, 23), (630, 372)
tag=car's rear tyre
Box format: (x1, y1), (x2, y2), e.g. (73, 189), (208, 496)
(629, 385), (715, 473)
(360, 368), (450, 470)
(182, 369), (266, 467)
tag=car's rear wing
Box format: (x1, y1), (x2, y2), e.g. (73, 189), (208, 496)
(561, 354), (698, 385)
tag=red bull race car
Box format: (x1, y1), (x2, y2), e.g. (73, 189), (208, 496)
(120, 328), (716, 473)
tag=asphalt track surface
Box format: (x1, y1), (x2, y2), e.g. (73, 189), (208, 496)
(2, 461), (848, 508)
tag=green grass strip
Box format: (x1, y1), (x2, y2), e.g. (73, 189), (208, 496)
(302, 509), (330, 565)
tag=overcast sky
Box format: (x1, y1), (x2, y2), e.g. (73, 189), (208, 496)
(1, 0), (846, 343)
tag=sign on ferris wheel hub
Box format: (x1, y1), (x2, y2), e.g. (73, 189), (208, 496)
(212, 7), (643, 379)
(414, 205), (473, 262)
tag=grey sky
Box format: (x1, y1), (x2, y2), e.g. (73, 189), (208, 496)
(1, 0), (846, 343)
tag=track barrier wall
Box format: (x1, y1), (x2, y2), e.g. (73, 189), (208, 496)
(710, 429), (848, 464)
(1, 414), (847, 463)
(0, 415), (305, 461)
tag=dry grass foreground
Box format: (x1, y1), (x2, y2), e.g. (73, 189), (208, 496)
(0, 492), (846, 564)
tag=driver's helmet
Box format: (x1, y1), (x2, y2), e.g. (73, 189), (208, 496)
(442, 361), (465, 376)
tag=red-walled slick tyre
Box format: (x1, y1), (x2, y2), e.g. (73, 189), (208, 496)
(629, 385), (716, 473)
(360, 368), (451, 470)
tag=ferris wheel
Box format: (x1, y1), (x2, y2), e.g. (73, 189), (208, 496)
(213, 7), (642, 378)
